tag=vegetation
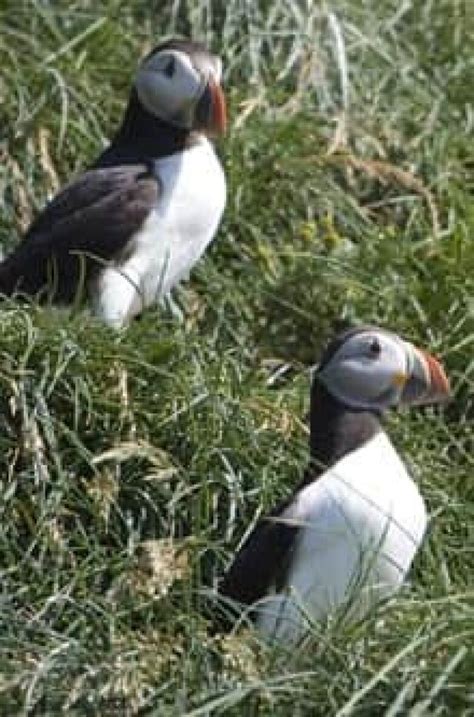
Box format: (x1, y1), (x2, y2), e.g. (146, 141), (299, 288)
(0, 0), (473, 713)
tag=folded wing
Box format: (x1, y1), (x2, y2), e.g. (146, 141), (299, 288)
(0, 165), (159, 302)
(218, 504), (299, 616)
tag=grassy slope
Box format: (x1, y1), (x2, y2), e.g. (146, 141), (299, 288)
(0, 0), (473, 714)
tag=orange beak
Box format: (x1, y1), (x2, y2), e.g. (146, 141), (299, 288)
(400, 346), (451, 406)
(207, 77), (227, 135)
(195, 77), (227, 135)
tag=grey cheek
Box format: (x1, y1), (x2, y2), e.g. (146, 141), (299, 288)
(170, 103), (195, 129)
(375, 386), (397, 407)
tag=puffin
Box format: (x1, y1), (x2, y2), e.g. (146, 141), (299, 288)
(218, 325), (451, 643)
(0, 39), (227, 327)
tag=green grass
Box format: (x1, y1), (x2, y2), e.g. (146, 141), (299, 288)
(0, 0), (473, 714)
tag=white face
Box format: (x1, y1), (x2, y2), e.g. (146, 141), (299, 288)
(317, 329), (415, 410)
(134, 48), (220, 128)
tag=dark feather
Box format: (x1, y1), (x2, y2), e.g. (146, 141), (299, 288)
(218, 502), (299, 615)
(0, 165), (159, 302)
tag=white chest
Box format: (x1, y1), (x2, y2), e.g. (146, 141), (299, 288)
(256, 433), (427, 642)
(94, 138), (226, 327)
(147, 138), (226, 285)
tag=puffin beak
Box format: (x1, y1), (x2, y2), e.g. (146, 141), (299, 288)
(195, 76), (227, 135)
(399, 344), (451, 406)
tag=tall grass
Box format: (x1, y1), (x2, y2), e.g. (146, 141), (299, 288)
(0, 0), (473, 713)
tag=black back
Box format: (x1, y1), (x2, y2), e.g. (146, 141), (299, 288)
(0, 165), (159, 302)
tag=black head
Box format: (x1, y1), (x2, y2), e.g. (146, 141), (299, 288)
(133, 38), (226, 134)
(315, 324), (450, 411)
(302, 324), (451, 476)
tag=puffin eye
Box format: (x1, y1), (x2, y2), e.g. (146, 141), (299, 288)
(163, 56), (176, 77)
(368, 338), (382, 358)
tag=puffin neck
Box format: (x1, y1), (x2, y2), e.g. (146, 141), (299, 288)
(301, 380), (382, 488)
(95, 90), (199, 167)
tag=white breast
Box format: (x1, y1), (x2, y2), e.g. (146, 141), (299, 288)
(256, 432), (427, 642)
(93, 137), (226, 327)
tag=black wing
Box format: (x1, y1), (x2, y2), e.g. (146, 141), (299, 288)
(218, 502), (299, 619)
(0, 164), (159, 302)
